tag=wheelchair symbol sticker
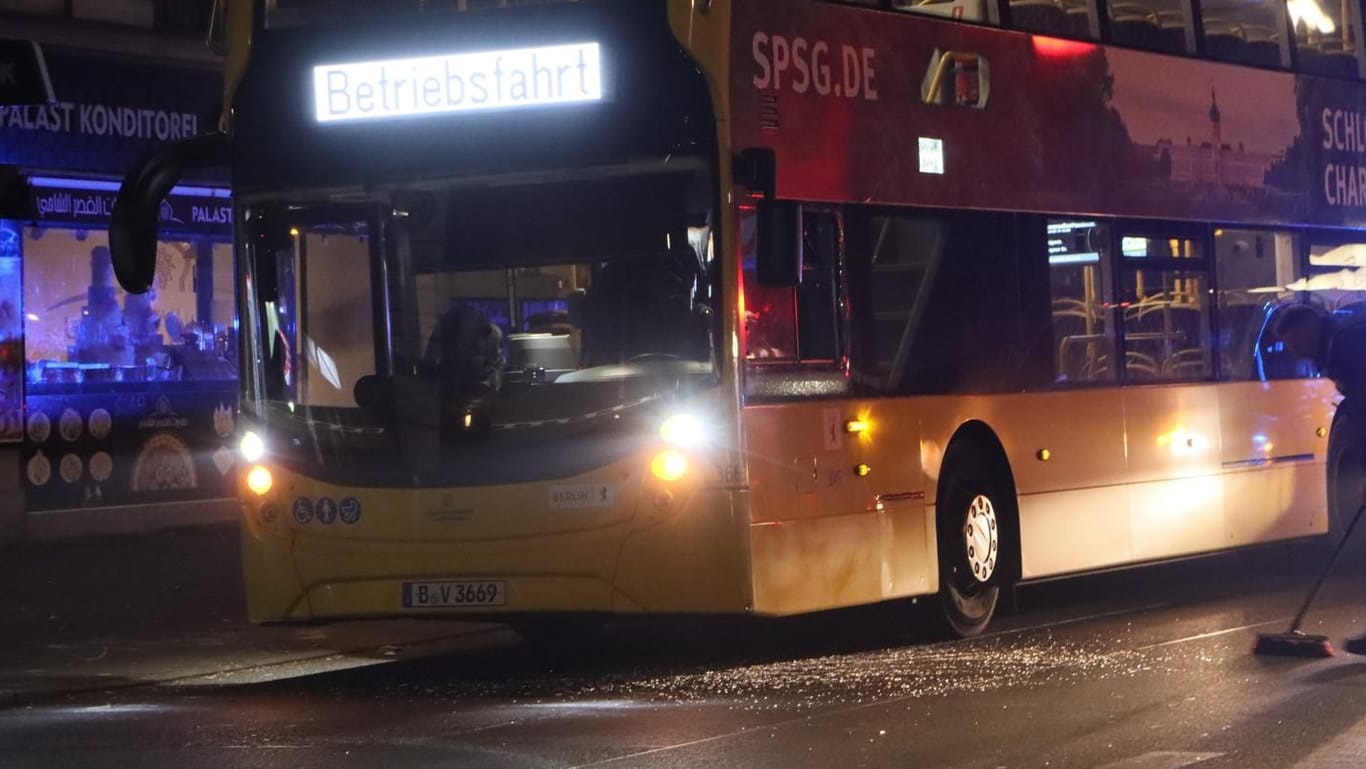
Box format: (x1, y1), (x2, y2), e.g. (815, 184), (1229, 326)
(292, 497), (314, 525)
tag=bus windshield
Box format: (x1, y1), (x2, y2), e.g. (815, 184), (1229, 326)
(242, 164), (717, 487)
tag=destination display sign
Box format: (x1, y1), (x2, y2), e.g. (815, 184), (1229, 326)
(313, 42), (603, 123)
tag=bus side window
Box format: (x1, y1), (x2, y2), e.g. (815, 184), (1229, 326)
(741, 209), (843, 364)
(741, 205), (797, 362)
(1047, 218), (1116, 384)
(254, 233), (298, 403)
(1116, 229), (1213, 382)
(1215, 229), (1302, 381)
(796, 212), (841, 362)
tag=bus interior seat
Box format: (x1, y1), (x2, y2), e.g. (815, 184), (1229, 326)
(1204, 28), (1250, 63)
(1244, 41), (1283, 68)
(1062, 7), (1092, 37)
(1009, 0), (1070, 34)
(579, 246), (703, 368)
(1154, 12), (1190, 52)
(1125, 351), (1160, 379)
(1301, 49), (1359, 77)
(507, 333), (577, 372)
(1109, 4), (1164, 50)
(1165, 348), (1211, 378)
(1057, 334), (1113, 382)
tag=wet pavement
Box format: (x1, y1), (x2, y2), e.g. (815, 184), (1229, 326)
(5, 527), (1366, 768)
(0, 523), (494, 704)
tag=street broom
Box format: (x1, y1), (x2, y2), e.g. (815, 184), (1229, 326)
(1253, 501), (1366, 658)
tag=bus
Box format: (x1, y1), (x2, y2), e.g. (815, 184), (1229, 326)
(110, 0), (1366, 638)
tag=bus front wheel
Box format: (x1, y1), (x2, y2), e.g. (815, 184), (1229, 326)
(936, 444), (1014, 638)
(1327, 408), (1366, 547)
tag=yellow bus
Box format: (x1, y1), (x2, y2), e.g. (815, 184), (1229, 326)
(111, 0), (1366, 637)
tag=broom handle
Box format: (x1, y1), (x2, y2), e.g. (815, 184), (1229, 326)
(1290, 501), (1366, 633)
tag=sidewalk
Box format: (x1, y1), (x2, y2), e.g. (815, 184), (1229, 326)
(0, 521), (496, 706)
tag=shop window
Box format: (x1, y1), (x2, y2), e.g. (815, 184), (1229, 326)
(1118, 231), (1213, 381)
(0, 222), (20, 443)
(1200, 0), (1285, 67)
(1048, 218), (1117, 383)
(22, 227), (237, 389)
(1215, 229), (1309, 381)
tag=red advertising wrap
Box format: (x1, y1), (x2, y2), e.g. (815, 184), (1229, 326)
(730, 0), (1366, 229)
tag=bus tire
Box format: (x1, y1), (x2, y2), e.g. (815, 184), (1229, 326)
(936, 441), (1016, 638)
(1326, 405), (1366, 548)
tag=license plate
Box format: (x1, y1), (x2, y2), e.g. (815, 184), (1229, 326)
(402, 580), (506, 608)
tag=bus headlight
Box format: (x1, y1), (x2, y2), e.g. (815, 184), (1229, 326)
(240, 431), (265, 462)
(660, 413), (708, 448)
(651, 450), (689, 482)
(246, 465), (274, 496)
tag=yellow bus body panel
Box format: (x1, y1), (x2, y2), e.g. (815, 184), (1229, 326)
(239, 456), (751, 623)
(742, 380), (1337, 615)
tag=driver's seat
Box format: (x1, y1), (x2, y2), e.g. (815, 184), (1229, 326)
(579, 246), (701, 368)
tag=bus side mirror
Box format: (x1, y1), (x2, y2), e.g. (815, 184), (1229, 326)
(111, 133), (227, 294)
(737, 147), (802, 286)
(756, 199), (802, 286)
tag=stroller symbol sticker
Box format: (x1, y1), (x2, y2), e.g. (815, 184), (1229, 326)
(340, 497), (362, 525)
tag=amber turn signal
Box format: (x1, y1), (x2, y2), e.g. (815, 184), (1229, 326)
(246, 465), (273, 496)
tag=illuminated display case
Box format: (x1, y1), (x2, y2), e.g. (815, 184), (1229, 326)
(0, 221), (20, 444)
(1, 49), (235, 512)
(15, 183), (236, 511)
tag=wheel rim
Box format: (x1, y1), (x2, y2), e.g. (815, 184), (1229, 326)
(963, 494), (999, 583)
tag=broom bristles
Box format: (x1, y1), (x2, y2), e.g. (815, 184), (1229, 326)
(1253, 632), (1335, 658)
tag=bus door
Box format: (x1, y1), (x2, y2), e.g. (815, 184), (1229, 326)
(1113, 224), (1226, 559)
(1214, 229), (1334, 543)
(742, 208), (874, 612)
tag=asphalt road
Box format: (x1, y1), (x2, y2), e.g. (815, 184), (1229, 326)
(7, 537), (1366, 768)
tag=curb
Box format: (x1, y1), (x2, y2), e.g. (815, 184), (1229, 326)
(0, 625), (504, 709)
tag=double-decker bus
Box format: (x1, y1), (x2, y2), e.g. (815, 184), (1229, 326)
(111, 0), (1366, 637)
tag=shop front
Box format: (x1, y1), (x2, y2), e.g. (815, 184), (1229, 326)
(0, 48), (235, 531)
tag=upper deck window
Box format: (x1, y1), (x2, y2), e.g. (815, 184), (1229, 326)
(1199, 0), (1286, 67)
(1005, 0), (1096, 38)
(891, 0), (996, 24)
(1107, 0), (1190, 53)
(1290, 0), (1361, 77)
